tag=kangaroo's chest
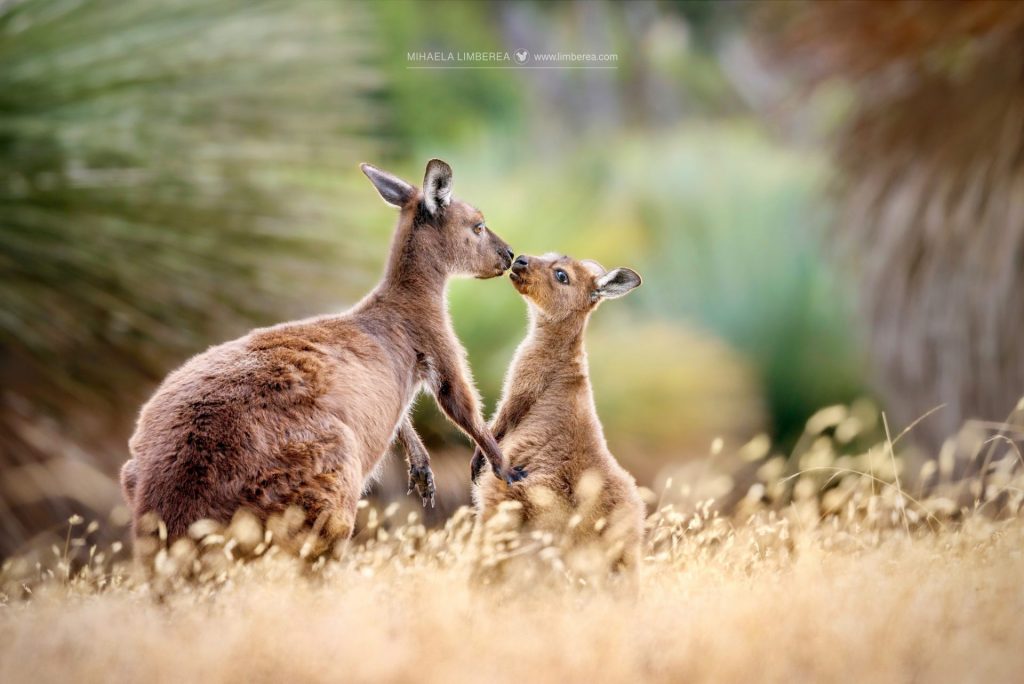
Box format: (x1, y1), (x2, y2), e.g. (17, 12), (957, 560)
(412, 349), (437, 387)
(319, 338), (419, 461)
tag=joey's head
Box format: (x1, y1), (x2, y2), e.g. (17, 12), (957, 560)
(509, 253), (642, 323)
(361, 159), (513, 280)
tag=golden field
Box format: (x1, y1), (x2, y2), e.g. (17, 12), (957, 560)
(2, 409), (1024, 684)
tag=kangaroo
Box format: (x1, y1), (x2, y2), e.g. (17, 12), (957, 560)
(472, 253), (645, 573)
(121, 159), (524, 548)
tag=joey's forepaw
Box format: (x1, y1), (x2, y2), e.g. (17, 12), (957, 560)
(407, 464), (436, 508)
(504, 465), (528, 485)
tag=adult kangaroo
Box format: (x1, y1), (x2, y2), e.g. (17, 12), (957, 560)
(121, 159), (522, 548)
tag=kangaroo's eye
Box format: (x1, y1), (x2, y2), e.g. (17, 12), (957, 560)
(472, 223), (484, 235)
(554, 269), (570, 285)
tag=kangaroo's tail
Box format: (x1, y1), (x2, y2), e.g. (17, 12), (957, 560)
(119, 459), (138, 507)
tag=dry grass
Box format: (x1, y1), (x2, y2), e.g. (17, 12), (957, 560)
(2, 406), (1024, 683)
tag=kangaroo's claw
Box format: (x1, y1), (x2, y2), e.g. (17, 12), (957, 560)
(407, 464), (436, 508)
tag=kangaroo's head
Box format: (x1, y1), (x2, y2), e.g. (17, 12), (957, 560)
(361, 159), (514, 280)
(509, 253), (641, 322)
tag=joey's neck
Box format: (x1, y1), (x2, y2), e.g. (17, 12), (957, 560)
(521, 312), (590, 376)
(533, 312), (587, 351)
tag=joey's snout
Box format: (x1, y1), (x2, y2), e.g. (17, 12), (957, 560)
(509, 254), (533, 294)
(509, 255), (530, 285)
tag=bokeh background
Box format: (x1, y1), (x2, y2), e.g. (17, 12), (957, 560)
(3, 0), (1023, 556)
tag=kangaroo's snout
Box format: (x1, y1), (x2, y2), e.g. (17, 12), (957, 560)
(484, 233), (514, 276)
(500, 246), (514, 270)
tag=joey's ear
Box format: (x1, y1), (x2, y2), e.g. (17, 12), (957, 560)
(592, 267), (642, 301)
(422, 158), (453, 214)
(361, 163), (415, 207)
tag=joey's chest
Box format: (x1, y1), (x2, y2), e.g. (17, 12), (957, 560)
(501, 401), (575, 454)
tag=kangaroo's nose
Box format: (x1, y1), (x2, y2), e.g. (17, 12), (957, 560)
(504, 247), (515, 262)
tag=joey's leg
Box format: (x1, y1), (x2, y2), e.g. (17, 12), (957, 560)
(431, 366), (521, 485)
(396, 415), (435, 507)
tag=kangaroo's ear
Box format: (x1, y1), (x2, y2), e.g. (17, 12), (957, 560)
(593, 267), (642, 301)
(361, 163), (415, 207)
(422, 158), (453, 215)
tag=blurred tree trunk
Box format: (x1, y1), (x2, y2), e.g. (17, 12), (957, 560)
(768, 1), (1024, 450)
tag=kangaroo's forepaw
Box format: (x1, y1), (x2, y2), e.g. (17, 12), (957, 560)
(470, 450), (487, 484)
(504, 465), (528, 485)
(407, 464), (436, 508)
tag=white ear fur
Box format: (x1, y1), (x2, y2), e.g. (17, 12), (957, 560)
(593, 267), (642, 300)
(422, 159), (453, 214)
(580, 259), (607, 278)
(361, 163), (415, 207)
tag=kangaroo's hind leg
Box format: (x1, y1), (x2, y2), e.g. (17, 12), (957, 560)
(271, 464), (361, 559)
(260, 426), (365, 558)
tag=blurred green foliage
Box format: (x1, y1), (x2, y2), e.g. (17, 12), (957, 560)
(620, 125), (865, 441)
(370, 0), (525, 151)
(0, 0), (382, 418)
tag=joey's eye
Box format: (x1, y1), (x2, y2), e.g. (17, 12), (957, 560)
(472, 223), (484, 235)
(554, 269), (570, 285)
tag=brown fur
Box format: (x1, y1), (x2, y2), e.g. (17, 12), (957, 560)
(122, 159), (517, 546)
(473, 253), (645, 571)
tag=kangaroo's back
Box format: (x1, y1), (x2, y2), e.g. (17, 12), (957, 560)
(127, 315), (393, 540)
